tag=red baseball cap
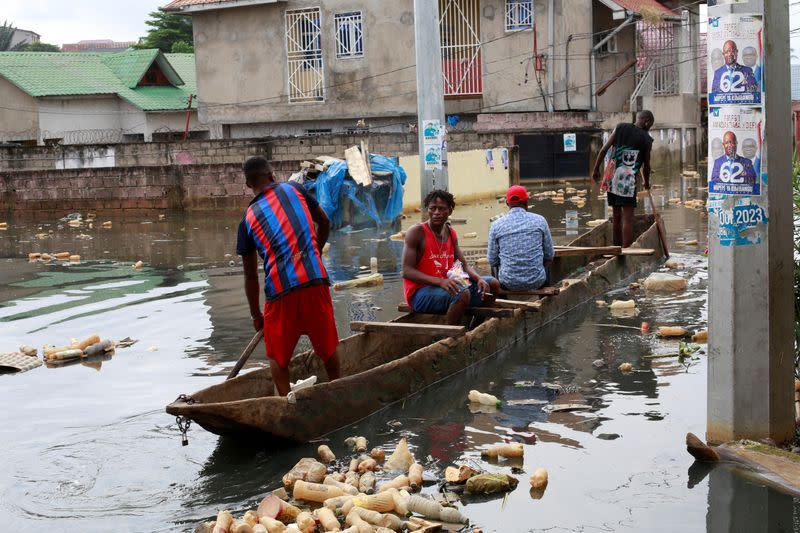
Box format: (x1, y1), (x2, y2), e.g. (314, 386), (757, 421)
(506, 185), (529, 203)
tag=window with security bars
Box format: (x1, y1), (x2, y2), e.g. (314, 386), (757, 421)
(285, 7), (324, 103)
(505, 0), (533, 31)
(439, 0), (482, 97)
(335, 11), (364, 59)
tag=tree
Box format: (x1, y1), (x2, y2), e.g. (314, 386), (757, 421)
(17, 42), (60, 52)
(0, 21), (25, 51)
(134, 11), (193, 53)
(170, 40), (193, 54)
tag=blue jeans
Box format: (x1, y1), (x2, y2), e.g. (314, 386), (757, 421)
(411, 276), (494, 314)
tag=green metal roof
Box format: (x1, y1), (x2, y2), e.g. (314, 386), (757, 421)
(0, 50), (196, 111)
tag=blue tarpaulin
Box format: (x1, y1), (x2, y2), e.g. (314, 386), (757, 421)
(305, 154), (407, 228)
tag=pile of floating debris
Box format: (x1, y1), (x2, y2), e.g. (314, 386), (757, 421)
(198, 424), (549, 533)
(288, 144), (407, 231)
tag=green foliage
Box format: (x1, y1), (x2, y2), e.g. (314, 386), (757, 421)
(170, 40), (194, 54)
(0, 21), (26, 51)
(17, 42), (60, 52)
(678, 341), (700, 357)
(134, 11), (193, 53)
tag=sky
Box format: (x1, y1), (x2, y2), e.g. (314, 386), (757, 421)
(3, 1), (800, 54)
(5, 0), (165, 46)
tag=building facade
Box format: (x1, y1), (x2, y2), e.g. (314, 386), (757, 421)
(0, 50), (210, 145)
(162, 0), (701, 178)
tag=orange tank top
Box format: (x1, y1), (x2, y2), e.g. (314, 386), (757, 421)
(403, 223), (457, 305)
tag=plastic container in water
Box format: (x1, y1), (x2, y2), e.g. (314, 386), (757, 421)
(468, 390), (501, 407)
(293, 480), (345, 503)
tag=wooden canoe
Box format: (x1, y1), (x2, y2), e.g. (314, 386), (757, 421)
(166, 215), (664, 443)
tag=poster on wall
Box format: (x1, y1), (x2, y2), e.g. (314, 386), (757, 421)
(708, 106), (762, 196)
(707, 14), (762, 105)
(563, 133), (576, 152)
(422, 120), (443, 170)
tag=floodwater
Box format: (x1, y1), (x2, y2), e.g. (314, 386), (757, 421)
(0, 171), (797, 532)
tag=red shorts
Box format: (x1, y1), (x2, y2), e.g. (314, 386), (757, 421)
(263, 284), (339, 369)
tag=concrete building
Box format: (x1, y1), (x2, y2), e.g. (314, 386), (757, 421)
(0, 50), (210, 145)
(62, 40), (138, 53)
(9, 29), (40, 49)
(159, 0), (700, 178)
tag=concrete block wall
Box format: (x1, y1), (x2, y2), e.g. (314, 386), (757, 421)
(0, 160), (302, 216)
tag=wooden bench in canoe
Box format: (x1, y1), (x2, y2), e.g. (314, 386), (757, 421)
(166, 215), (665, 443)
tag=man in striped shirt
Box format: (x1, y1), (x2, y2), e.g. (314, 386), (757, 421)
(236, 156), (340, 396)
(488, 186), (554, 291)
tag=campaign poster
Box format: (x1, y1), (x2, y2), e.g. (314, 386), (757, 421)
(707, 14), (762, 105)
(422, 120), (443, 170)
(708, 106), (762, 196)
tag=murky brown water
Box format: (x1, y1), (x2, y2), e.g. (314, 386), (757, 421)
(1, 171), (797, 532)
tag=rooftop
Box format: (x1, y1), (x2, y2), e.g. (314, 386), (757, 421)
(0, 50), (196, 111)
(161, 0), (285, 14)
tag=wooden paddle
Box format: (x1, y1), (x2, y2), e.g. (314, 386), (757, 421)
(226, 329), (264, 380)
(647, 189), (670, 259)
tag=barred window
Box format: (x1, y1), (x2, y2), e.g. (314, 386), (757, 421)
(335, 11), (364, 59)
(286, 7), (324, 103)
(505, 0), (533, 32)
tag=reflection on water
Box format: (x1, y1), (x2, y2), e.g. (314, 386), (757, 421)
(0, 171), (796, 532)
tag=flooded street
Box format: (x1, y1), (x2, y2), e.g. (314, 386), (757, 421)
(1, 170), (797, 532)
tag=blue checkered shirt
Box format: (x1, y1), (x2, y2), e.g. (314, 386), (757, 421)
(487, 207), (554, 291)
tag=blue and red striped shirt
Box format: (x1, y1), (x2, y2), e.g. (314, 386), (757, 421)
(236, 182), (328, 301)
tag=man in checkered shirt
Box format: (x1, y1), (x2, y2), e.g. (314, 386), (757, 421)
(487, 186), (554, 291)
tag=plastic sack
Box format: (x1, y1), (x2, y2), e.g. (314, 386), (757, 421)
(464, 473), (519, 494)
(643, 272), (688, 292)
(447, 260), (470, 287)
(306, 154), (407, 229)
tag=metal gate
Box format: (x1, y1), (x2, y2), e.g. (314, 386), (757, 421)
(285, 8), (325, 103)
(517, 133), (592, 181)
(439, 0), (482, 97)
(636, 21), (678, 96)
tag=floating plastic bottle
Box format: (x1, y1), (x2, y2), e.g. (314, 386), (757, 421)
(324, 475), (359, 496)
(314, 507), (341, 532)
(468, 390), (501, 407)
(378, 474), (409, 493)
(408, 463), (423, 490)
(317, 444), (336, 464)
(293, 480), (345, 503)
(294, 512), (316, 533)
(529, 468), (548, 489)
(481, 443), (523, 459)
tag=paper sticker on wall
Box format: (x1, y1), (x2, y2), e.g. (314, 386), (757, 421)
(708, 106), (762, 196)
(422, 120), (443, 170)
(712, 201), (768, 246)
(563, 133), (576, 152)
(707, 14), (762, 105)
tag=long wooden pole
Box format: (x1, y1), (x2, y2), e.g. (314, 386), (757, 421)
(647, 190), (669, 259)
(226, 329), (264, 381)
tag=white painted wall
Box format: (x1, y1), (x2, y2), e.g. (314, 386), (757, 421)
(38, 96), (131, 144)
(0, 77), (39, 142)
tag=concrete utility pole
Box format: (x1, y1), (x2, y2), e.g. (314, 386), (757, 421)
(706, 0), (794, 444)
(413, 0), (448, 200)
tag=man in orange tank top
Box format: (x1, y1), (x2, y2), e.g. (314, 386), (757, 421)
(402, 190), (501, 325)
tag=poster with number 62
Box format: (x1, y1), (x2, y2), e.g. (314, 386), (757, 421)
(708, 106), (762, 196)
(707, 14), (762, 105)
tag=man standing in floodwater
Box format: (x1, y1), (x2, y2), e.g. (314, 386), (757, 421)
(236, 156), (340, 396)
(402, 189), (501, 325)
(488, 185), (554, 291)
(591, 110), (654, 248)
